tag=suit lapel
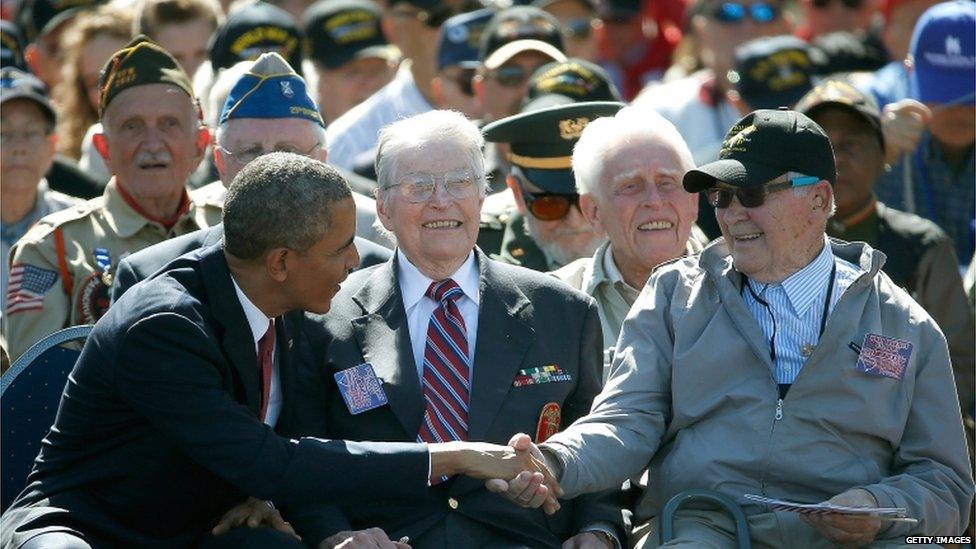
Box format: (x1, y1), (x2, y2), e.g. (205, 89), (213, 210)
(467, 250), (534, 441)
(200, 246), (263, 417)
(274, 310), (301, 429)
(350, 257), (425, 437)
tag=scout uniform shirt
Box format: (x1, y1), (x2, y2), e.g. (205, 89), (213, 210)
(6, 178), (213, 361)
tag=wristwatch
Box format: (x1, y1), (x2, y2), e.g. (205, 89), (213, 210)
(589, 529), (616, 548)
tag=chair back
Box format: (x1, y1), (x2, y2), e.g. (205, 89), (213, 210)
(1, 325), (93, 511)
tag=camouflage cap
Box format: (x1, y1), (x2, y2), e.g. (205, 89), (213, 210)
(98, 35), (195, 117)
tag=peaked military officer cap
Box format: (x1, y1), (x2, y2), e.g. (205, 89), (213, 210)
(98, 35), (195, 117)
(482, 99), (623, 193)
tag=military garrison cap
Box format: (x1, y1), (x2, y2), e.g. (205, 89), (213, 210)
(220, 51), (324, 127)
(98, 35), (195, 117)
(483, 100), (623, 193)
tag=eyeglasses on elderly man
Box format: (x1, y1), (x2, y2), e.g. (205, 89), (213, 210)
(707, 174), (819, 209)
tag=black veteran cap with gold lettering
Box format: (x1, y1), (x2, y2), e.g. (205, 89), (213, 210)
(795, 78), (884, 151)
(525, 57), (621, 104)
(209, 1), (303, 72)
(683, 108), (836, 192)
(303, 0), (397, 69)
(727, 35), (816, 110)
(483, 99), (623, 193)
(98, 35), (195, 117)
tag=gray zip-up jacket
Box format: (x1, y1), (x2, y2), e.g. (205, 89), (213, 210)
(542, 238), (973, 539)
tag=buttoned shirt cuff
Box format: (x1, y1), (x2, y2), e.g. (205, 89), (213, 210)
(581, 521), (622, 549)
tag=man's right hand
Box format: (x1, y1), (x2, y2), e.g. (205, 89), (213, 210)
(428, 435), (563, 514)
(484, 433), (562, 515)
(320, 528), (410, 549)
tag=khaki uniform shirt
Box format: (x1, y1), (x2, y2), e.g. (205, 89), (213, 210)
(6, 178), (213, 361)
(552, 234), (705, 380)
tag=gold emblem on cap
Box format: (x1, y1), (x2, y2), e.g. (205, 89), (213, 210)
(558, 117), (590, 140)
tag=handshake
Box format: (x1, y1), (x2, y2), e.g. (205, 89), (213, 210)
(429, 433), (563, 514)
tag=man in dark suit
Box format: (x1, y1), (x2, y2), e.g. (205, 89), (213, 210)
(306, 110), (625, 548)
(109, 51), (392, 303)
(0, 154), (558, 549)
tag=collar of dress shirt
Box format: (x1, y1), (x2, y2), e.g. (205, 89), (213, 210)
(602, 244), (642, 293)
(762, 236), (835, 317)
(230, 275), (274, 347)
(397, 250), (480, 310)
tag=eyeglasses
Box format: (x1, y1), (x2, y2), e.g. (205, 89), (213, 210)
(706, 174), (819, 208)
(710, 2), (780, 24)
(811, 0), (863, 9)
(388, 169), (480, 203)
(485, 65), (532, 88)
(563, 18), (593, 40)
(218, 142), (319, 166)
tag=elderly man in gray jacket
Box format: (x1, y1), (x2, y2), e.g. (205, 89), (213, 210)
(489, 109), (974, 548)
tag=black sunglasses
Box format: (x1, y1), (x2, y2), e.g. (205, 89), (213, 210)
(811, 0), (864, 8)
(564, 17), (593, 39)
(485, 65), (532, 88)
(448, 67), (476, 96)
(707, 175), (819, 208)
(710, 2), (780, 23)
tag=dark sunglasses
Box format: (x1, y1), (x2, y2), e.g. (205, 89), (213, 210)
(563, 18), (593, 39)
(707, 175), (818, 208)
(518, 178), (580, 220)
(486, 65), (532, 88)
(448, 67), (476, 96)
(811, 0), (864, 8)
(711, 2), (780, 24)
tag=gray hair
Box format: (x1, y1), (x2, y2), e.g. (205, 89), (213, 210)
(572, 106), (694, 197)
(223, 152), (352, 260)
(374, 110), (487, 195)
(215, 117), (327, 150)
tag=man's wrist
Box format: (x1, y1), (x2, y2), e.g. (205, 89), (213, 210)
(581, 526), (618, 549)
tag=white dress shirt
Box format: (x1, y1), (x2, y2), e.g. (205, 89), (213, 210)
(397, 250), (480, 381)
(231, 277), (282, 427)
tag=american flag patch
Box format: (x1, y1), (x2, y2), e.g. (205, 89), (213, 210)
(6, 264), (58, 315)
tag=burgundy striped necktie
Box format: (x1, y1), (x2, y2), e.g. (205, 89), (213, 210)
(258, 320), (275, 422)
(418, 279), (470, 445)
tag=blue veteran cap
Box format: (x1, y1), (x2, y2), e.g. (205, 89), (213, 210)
(219, 52), (324, 127)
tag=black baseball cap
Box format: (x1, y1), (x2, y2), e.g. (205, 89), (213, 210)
(795, 79), (885, 152)
(525, 57), (621, 104)
(303, 0), (397, 69)
(728, 35), (816, 110)
(479, 6), (566, 70)
(209, 1), (303, 72)
(15, 0), (104, 43)
(1, 20), (27, 71)
(483, 99), (624, 193)
(683, 109), (836, 192)
(1, 67), (56, 124)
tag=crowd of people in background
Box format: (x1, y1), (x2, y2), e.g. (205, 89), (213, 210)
(0, 0), (974, 546)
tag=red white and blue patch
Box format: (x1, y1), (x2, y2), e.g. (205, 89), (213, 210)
(6, 264), (58, 315)
(334, 362), (389, 415)
(855, 333), (913, 380)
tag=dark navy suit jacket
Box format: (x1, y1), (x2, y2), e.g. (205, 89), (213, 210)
(1, 244), (427, 548)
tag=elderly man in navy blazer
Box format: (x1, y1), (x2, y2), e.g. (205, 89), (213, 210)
(306, 110), (626, 548)
(0, 153), (559, 549)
